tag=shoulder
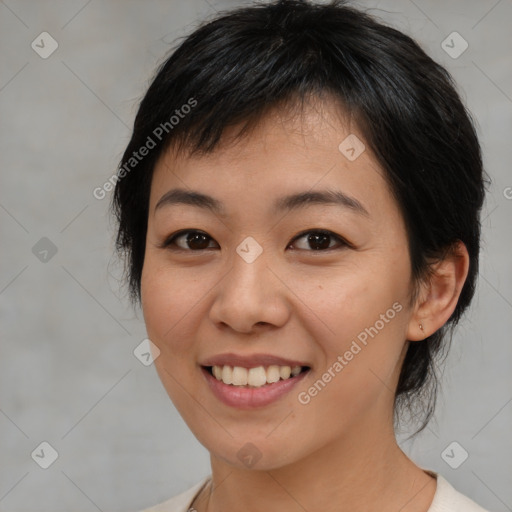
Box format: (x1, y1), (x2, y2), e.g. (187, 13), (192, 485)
(137, 477), (211, 512)
(427, 472), (490, 512)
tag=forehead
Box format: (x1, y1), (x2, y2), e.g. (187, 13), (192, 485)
(149, 98), (393, 219)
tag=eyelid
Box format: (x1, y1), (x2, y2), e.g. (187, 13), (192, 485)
(159, 229), (217, 250)
(289, 229), (352, 250)
(160, 228), (352, 252)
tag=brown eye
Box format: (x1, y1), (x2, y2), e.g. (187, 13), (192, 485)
(164, 230), (218, 251)
(289, 230), (348, 251)
(162, 229), (349, 253)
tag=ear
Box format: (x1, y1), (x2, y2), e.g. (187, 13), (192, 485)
(407, 241), (470, 341)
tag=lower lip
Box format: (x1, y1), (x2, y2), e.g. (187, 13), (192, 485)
(201, 366), (309, 409)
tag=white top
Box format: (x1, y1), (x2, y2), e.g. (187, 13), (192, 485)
(139, 470), (490, 512)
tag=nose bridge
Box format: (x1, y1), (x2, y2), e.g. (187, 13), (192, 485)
(209, 241), (289, 332)
(231, 243), (269, 293)
(228, 233), (272, 291)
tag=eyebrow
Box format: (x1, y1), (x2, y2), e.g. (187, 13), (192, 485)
(154, 188), (369, 217)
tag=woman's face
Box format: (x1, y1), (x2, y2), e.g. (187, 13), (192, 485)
(141, 101), (416, 470)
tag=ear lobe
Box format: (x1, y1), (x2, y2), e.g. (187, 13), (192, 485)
(407, 241), (470, 341)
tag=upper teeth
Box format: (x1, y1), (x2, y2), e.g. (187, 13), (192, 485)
(211, 365), (303, 387)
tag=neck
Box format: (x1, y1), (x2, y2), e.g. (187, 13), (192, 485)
(199, 416), (436, 512)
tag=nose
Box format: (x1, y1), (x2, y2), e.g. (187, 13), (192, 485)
(208, 248), (291, 334)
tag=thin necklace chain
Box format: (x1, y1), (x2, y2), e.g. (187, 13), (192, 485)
(192, 479), (212, 512)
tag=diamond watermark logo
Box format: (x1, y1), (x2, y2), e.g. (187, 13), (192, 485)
(236, 236), (263, 263)
(441, 441), (469, 469)
(338, 134), (365, 161)
(441, 32), (468, 59)
(237, 442), (262, 468)
(134, 338), (161, 366)
(32, 237), (58, 263)
(31, 32), (59, 59)
(31, 441), (59, 469)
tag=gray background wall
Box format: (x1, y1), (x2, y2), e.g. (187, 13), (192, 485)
(1, 1), (511, 511)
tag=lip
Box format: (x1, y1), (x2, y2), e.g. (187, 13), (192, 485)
(200, 352), (310, 369)
(201, 365), (310, 409)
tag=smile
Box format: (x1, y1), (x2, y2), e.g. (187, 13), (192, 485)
(209, 364), (307, 387)
(201, 364), (310, 408)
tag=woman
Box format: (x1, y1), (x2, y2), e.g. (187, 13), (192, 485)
(111, 1), (489, 510)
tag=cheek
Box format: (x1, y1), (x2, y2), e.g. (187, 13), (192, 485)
(291, 283), (408, 441)
(298, 257), (409, 346)
(291, 254), (411, 399)
(140, 258), (208, 417)
(141, 256), (210, 352)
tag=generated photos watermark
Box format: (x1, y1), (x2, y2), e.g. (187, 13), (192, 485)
(298, 301), (403, 405)
(93, 97), (197, 200)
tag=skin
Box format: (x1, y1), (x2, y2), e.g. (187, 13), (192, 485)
(141, 97), (469, 512)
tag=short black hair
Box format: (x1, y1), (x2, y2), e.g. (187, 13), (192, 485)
(111, 0), (487, 433)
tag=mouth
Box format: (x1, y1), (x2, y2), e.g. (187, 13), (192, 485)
(203, 364), (310, 387)
(200, 364), (311, 409)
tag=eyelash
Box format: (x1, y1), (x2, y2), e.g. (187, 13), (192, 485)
(160, 229), (352, 253)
